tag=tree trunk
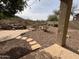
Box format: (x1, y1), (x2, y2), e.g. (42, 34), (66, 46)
(57, 0), (73, 46)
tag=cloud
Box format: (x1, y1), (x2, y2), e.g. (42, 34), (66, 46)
(16, 10), (49, 20)
(15, 0), (79, 20)
(16, 0), (60, 20)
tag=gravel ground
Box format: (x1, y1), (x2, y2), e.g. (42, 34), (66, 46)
(22, 27), (79, 51)
(0, 27), (79, 59)
(66, 29), (79, 51)
(19, 27), (79, 59)
(22, 27), (58, 49)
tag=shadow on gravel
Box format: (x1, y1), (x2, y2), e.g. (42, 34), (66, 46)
(5, 47), (31, 59)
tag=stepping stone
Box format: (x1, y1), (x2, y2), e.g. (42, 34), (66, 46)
(29, 41), (37, 45)
(16, 37), (41, 50)
(30, 43), (41, 50)
(26, 38), (33, 42)
(21, 37), (27, 40)
(26, 38), (41, 50)
(16, 36), (22, 39)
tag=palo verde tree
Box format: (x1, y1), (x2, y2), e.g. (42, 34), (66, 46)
(47, 15), (58, 21)
(0, 0), (28, 19)
(47, 10), (60, 21)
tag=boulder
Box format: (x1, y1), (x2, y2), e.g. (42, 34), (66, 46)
(0, 39), (31, 59)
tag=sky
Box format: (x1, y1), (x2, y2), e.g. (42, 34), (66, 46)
(15, 0), (79, 20)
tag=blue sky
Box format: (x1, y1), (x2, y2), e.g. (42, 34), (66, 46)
(16, 0), (79, 20)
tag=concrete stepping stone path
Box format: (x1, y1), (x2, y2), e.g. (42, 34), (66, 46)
(16, 36), (41, 50)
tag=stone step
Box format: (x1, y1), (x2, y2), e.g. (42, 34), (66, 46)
(16, 36), (41, 50)
(29, 41), (37, 45)
(16, 36), (22, 39)
(27, 38), (41, 50)
(26, 38), (33, 42)
(21, 37), (28, 40)
(30, 43), (41, 50)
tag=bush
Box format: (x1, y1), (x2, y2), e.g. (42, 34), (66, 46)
(47, 15), (58, 21)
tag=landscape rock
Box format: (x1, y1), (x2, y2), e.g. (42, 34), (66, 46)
(0, 39), (31, 59)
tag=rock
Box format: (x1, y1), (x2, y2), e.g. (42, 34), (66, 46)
(0, 39), (31, 58)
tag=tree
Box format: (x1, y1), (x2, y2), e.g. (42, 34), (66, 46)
(47, 15), (58, 21)
(0, 0), (28, 19)
(47, 9), (60, 21)
(57, 0), (73, 46)
(54, 10), (60, 16)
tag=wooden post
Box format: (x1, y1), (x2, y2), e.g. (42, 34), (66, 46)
(57, 0), (73, 46)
